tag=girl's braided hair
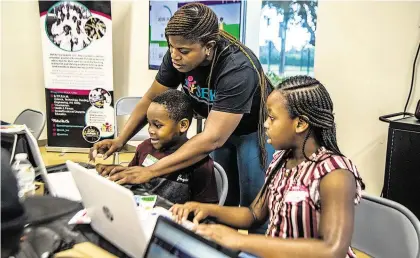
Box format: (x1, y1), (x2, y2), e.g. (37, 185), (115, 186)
(258, 76), (364, 205)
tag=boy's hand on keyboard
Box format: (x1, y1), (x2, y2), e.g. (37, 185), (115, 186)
(96, 164), (126, 177)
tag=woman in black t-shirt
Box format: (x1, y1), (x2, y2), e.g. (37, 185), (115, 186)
(89, 3), (274, 212)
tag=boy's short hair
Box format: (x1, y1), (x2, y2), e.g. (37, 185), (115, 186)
(152, 90), (193, 123)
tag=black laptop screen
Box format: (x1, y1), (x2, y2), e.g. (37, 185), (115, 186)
(145, 217), (235, 258)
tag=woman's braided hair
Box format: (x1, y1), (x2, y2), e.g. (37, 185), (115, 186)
(165, 3), (273, 168)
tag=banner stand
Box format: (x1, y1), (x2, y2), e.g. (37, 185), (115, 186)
(39, 1), (115, 152)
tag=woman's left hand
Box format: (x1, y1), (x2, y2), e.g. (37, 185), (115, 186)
(195, 224), (244, 250)
(108, 166), (154, 184)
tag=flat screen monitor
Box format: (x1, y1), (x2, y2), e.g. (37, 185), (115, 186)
(148, 0), (243, 70)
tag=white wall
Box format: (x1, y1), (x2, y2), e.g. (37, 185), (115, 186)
(1, 0), (420, 195)
(1, 1), (46, 138)
(315, 1), (420, 195)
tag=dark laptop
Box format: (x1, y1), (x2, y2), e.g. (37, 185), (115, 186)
(144, 216), (239, 258)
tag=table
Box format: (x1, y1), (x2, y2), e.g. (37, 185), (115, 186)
(38, 147), (371, 258)
(40, 146), (135, 167)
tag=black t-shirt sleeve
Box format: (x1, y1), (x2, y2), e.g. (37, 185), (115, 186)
(212, 64), (259, 114)
(155, 50), (182, 88)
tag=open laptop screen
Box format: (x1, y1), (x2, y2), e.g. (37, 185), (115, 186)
(145, 216), (237, 258)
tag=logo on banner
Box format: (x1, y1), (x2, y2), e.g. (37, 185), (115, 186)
(84, 17), (107, 41)
(82, 125), (100, 143)
(45, 1), (105, 52)
(88, 88), (112, 109)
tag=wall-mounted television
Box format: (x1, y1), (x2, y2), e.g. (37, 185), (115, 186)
(149, 0), (243, 70)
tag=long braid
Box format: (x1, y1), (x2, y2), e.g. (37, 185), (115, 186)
(301, 128), (313, 161)
(219, 29), (272, 168)
(165, 3), (273, 168)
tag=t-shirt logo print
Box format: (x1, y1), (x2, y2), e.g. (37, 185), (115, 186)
(186, 76), (197, 93)
(184, 76), (216, 104)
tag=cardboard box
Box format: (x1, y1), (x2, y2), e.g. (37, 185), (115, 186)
(34, 181), (44, 196)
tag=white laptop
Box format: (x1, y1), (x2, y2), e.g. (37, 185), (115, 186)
(66, 160), (149, 258)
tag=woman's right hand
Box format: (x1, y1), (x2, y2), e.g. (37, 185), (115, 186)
(170, 202), (212, 225)
(89, 139), (124, 162)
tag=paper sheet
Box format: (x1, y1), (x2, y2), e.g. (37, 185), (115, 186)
(47, 171), (82, 201)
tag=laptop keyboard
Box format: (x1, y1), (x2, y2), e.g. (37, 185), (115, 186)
(46, 162), (95, 173)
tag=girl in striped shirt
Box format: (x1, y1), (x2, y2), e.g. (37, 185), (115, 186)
(171, 75), (364, 258)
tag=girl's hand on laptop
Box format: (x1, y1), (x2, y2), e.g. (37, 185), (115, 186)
(170, 202), (211, 225)
(108, 166), (153, 185)
(195, 224), (243, 251)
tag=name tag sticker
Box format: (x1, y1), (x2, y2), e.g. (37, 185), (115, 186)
(284, 185), (309, 203)
(142, 154), (159, 167)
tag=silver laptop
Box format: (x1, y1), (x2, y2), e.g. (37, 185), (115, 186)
(66, 160), (147, 258)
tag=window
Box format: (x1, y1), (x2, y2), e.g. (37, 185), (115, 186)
(259, 0), (317, 85)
